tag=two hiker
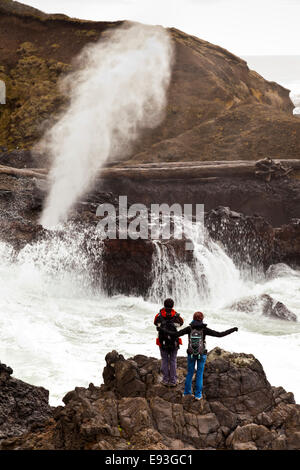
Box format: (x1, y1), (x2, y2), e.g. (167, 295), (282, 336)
(154, 299), (238, 399)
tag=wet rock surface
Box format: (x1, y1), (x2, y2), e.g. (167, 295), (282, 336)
(0, 163), (299, 297)
(205, 206), (300, 271)
(230, 293), (297, 322)
(100, 172), (300, 227)
(274, 221), (300, 267)
(265, 263), (299, 280)
(205, 206), (275, 269)
(0, 348), (298, 450)
(0, 362), (52, 441)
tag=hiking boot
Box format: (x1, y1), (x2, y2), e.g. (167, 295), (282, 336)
(161, 381), (169, 387)
(194, 396), (203, 401)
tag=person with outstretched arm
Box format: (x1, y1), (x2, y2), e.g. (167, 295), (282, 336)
(157, 311), (238, 400)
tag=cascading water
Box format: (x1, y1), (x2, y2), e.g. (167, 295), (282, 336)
(0, 221), (299, 405)
(149, 222), (248, 308)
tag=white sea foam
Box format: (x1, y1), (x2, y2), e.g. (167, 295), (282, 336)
(0, 224), (299, 405)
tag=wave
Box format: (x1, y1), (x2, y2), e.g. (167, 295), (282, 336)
(0, 223), (299, 404)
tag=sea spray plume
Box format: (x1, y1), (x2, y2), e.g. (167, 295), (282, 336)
(38, 23), (174, 228)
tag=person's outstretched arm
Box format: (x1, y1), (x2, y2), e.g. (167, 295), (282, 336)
(205, 326), (238, 337)
(157, 325), (191, 337)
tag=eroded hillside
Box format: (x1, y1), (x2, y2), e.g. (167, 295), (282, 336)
(0, 0), (300, 163)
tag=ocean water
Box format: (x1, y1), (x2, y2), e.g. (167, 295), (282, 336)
(244, 55), (300, 114)
(0, 225), (299, 406)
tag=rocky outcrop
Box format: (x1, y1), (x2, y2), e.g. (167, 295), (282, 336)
(205, 206), (300, 270)
(3, 149), (300, 227)
(230, 294), (297, 322)
(263, 297), (297, 322)
(0, 159), (299, 296)
(99, 171), (300, 227)
(274, 220), (300, 267)
(0, 361), (52, 441)
(266, 263), (299, 280)
(205, 206), (275, 269)
(101, 237), (192, 297)
(0, 348), (299, 450)
(1, 0), (300, 165)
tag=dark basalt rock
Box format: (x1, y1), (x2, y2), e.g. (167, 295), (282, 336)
(230, 293), (297, 322)
(0, 349), (299, 450)
(205, 206), (275, 269)
(268, 300), (297, 322)
(265, 263), (298, 280)
(205, 206), (300, 271)
(274, 221), (300, 267)
(100, 173), (300, 228)
(0, 362), (52, 442)
(0, 158), (299, 297)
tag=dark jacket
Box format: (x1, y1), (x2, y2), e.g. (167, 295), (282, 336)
(177, 320), (237, 340)
(154, 308), (184, 327)
(158, 319), (237, 353)
(154, 308), (184, 349)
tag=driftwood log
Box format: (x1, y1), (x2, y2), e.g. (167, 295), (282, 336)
(0, 165), (47, 179)
(0, 160), (300, 181)
(100, 159), (300, 180)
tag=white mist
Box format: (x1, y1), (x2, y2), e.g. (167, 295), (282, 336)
(39, 23), (174, 228)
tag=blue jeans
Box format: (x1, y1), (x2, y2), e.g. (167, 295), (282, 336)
(184, 354), (207, 398)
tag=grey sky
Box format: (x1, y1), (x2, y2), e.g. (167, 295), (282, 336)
(19, 0), (300, 56)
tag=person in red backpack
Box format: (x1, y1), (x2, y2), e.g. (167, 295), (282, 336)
(158, 311), (238, 399)
(154, 298), (184, 387)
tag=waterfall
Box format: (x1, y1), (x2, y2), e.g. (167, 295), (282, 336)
(148, 220), (249, 308)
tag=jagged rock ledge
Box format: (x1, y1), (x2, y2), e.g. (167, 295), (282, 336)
(0, 362), (52, 441)
(0, 349), (299, 450)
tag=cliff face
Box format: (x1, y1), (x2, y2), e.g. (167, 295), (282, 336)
(1, 0), (300, 163)
(0, 349), (299, 450)
(0, 0), (122, 149)
(130, 30), (300, 164)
